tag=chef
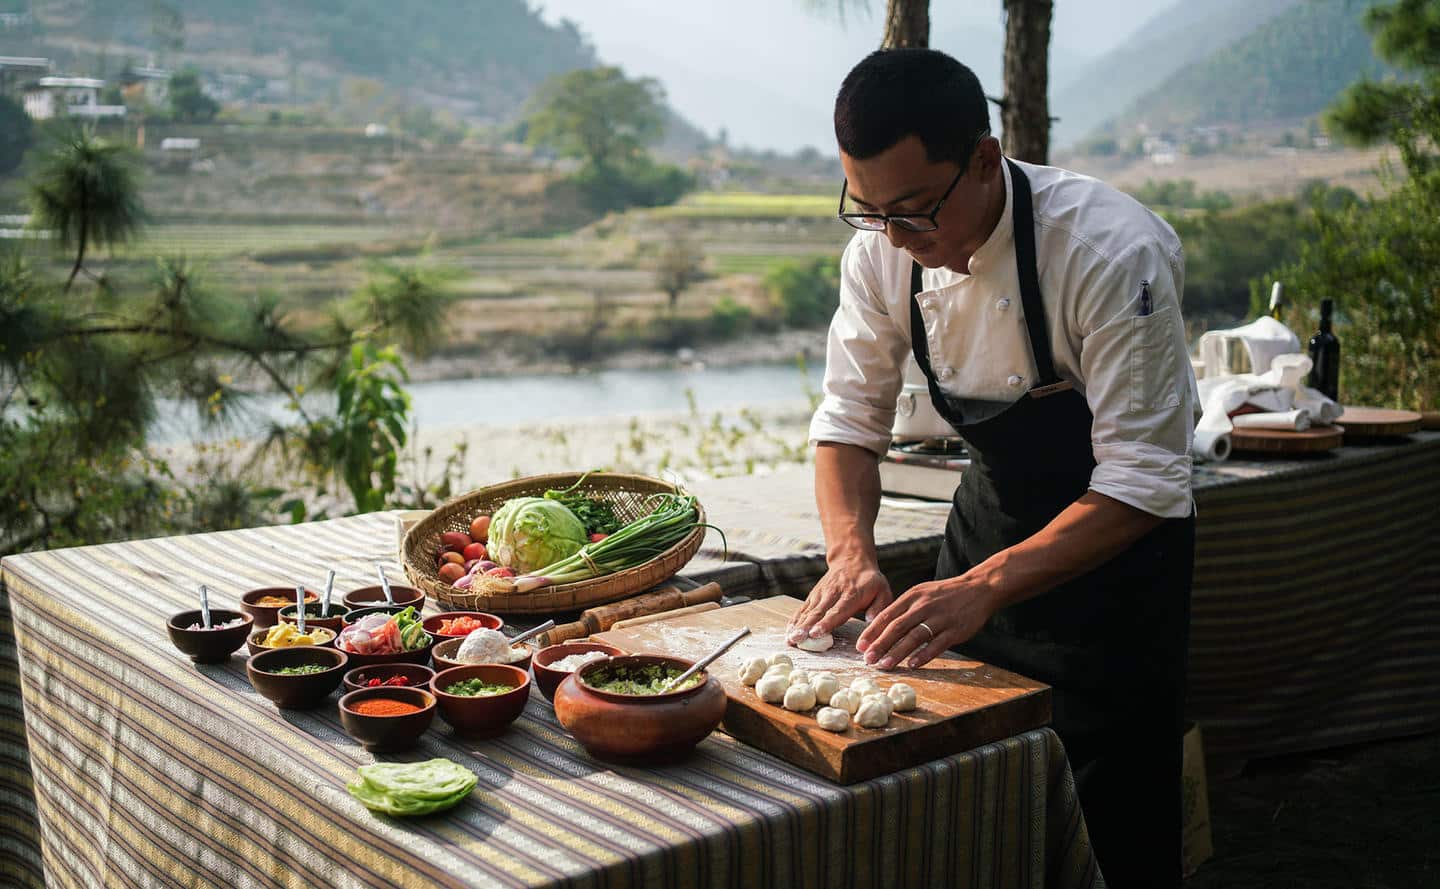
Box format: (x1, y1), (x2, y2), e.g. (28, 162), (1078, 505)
(786, 49), (1199, 889)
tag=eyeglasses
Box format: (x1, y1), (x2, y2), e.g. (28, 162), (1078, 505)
(837, 130), (990, 233)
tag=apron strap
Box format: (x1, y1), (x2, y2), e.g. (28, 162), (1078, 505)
(1004, 158), (1071, 397)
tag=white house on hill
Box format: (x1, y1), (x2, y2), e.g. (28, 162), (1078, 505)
(23, 76), (126, 120)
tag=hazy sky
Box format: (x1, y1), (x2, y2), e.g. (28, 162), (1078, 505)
(536, 0), (1162, 153)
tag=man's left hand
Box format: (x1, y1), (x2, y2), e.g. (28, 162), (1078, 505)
(856, 571), (1002, 670)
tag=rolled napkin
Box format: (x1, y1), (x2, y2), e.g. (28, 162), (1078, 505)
(1193, 426), (1232, 463)
(1232, 409), (1312, 432)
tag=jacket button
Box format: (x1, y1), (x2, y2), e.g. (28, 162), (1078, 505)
(1007, 374), (1024, 387)
(923, 298), (936, 311)
(938, 366), (955, 381)
(996, 298), (1011, 311)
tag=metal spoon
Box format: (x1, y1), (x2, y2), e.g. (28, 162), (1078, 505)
(375, 563), (395, 605)
(294, 585), (307, 634)
(322, 569), (336, 617)
(509, 620), (556, 648)
(199, 584), (212, 629)
(661, 627), (751, 693)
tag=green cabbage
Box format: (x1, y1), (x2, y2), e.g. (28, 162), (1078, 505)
(488, 496), (587, 574)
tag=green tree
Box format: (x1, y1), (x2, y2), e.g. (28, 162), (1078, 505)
(28, 127), (144, 290)
(524, 66), (665, 172)
(0, 94), (33, 176)
(654, 233), (705, 314)
(1261, 0), (1440, 409)
(169, 69), (220, 122)
(765, 256), (841, 327)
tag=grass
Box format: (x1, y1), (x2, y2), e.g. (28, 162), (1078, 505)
(114, 224), (398, 259)
(649, 192), (834, 219)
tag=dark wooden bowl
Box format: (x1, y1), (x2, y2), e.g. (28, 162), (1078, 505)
(278, 603), (347, 633)
(430, 664), (530, 738)
(246, 625), (337, 657)
(421, 611), (503, 641)
(246, 646), (348, 709)
(532, 642), (627, 702)
(341, 584), (425, 612)
(334, 635), (436, 670)
(341, 603), (422, 626)
(338, 687), (436, 753)
(343, 663), (436, 695)
(166, 609), (254, 664)
(553, 655), (727, 763)
(432, 637), (534, 673)
(240, 587), (319, 629)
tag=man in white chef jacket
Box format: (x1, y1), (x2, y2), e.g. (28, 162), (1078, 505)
(786, 49), (1200, 888)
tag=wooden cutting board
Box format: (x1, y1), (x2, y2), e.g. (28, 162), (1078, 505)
(1338, 406), (1423, 438)
(593, 596), (1051, 784)
(1229, 425), (1344, 454)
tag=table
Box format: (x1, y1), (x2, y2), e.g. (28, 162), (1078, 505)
(1, 514), (1102, 889)
(687, 433), (1440, 762)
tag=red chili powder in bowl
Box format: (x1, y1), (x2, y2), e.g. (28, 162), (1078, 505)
(350, 698), (422, 717)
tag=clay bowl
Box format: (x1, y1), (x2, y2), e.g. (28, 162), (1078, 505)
(342, 603), (420, 626)
(432, 637), (534, 673)
(343, 663), (436, 695)
(240, 587), (319, 629)
(341, 584), (424, 612)
(278, 603), (347, 633)
(430, 665), (531, 738)
(166, 609), (254, 664)
(421, 611), (503, 642)
(246, 625), (337, 658)
(338, 686), (436, 753)
(335, 633), (436, 670)
(553, 655), (727, 764)
(532, 642), (628, 702)
(246, 646), (348, 709)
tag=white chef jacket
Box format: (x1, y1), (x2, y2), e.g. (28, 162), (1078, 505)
(809, 158), (1199, 519)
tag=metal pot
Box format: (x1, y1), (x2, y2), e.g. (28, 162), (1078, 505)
(891, 356), (956, 439)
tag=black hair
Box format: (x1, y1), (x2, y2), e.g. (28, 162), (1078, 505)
(834, 49), (990, 165)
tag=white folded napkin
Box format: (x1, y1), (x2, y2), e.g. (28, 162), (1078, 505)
(1191, 352), (1342, 460)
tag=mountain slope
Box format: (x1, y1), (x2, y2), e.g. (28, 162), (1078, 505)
(1051, 0), (1300, 146)
(1108, 0), (1392, 135)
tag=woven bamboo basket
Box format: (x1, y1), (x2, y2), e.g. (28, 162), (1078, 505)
(401, 472), (707, 616)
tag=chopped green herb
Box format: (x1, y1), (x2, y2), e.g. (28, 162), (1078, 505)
(581, 664), (702, 695)
(443, 678), (516, 697)
(267, 663), (331, 676)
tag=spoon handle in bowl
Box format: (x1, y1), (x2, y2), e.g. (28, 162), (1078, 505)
(663, 626), (750, 693)
(509, 620), (556, 647)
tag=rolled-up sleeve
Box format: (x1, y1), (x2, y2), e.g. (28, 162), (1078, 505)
(1078, 240), (1199, 518)
(807, 236), (911, 458)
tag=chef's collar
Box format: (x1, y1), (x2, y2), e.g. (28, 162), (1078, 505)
(928, 155), (1015, 285)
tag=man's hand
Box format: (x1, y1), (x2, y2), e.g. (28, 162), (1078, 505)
(856, 570), (1001, 669)
(786, 559), (893, 644)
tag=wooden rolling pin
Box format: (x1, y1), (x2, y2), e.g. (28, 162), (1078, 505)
(610, 601), (721, 630)
(537, 582), (723, 645)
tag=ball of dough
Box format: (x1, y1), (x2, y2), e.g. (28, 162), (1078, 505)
(756, 673), (789, 704)
(783, 682), (817, 712)
(763, 663), (793, 680)
(795, 632), (834, 653)
(787, 669), (810, 688)
(739, 657), (768, 686)
(816, 707), (850, 732)
(828, 688), (862, 715)
(850, 677), (882, 696)
(863, 691), (894, 719)
(887, 682), (918, 712)
(810, 672), (841, 706)
(855, 696), (891, 728)
(767, 653), (793, 668)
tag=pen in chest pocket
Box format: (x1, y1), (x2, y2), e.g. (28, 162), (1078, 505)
(1137, 280), (1153, 317)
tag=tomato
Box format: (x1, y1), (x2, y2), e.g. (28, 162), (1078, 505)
(463, 542), (487, 562)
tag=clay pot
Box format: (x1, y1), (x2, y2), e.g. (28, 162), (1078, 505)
(421, 611), (503, 641)
(246, 646), (348, 709)
(552, 655), (727, 763)
(430, 665), (530, 738)
(338, 687), (435, 753)
(431, 637), (534, 673)
(166, 609), (253, 664)
(342, 663), (436, 695)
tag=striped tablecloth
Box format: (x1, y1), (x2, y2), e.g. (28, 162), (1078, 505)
(1, 514), (1102, 889)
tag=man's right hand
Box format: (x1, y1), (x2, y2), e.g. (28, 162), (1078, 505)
(786, 558), (894, 644)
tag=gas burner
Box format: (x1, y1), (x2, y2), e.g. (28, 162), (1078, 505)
(891, 437), (969, 457)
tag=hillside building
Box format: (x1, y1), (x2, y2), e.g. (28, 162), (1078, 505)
(22, 76), (126, 120)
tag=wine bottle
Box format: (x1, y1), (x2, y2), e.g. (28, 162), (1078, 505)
(1307, 299), (1340, 401)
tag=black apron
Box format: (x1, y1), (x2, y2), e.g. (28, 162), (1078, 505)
(911, 159), (1195, 889)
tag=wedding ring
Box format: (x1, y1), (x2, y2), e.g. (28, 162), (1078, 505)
(918, 621), (935, 642)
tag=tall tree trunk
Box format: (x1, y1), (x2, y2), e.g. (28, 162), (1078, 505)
(1001, 0), (1053, 164)
(882, 0), (928, 49)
